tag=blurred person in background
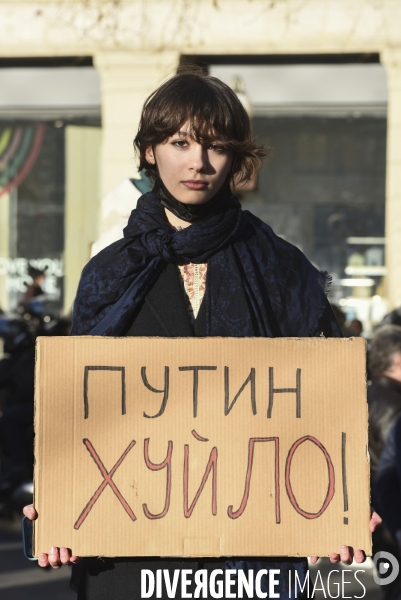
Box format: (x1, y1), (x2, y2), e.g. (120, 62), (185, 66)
(368, 325), (401, 479)
(0, 318), (35, 489)
(22, 266), (47, 317)
(381, 307), (401, 328)
(368, 324), (401, 599)
(349, 318), (363, 337)
(0, 314), (71, 508)
(375, 411), (401, 599)
(330, 304), (353, 336)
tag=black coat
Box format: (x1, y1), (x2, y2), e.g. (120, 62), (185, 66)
(126, 262), (338, 339)
(368, 375), (401, 481)
(75, 262), (335, 600)
(374, 413), (401, 539)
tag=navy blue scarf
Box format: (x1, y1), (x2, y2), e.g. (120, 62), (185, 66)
(71, 191), (330, 337)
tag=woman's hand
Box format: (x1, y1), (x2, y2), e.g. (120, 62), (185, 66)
(23, 504), (81, 568)
(309, 511), (382, 565)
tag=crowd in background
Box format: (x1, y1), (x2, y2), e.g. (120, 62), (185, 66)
(0, 275), (70, 512)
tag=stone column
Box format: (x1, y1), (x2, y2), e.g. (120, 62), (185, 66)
(63, 126), (102, 315)
(382, 48), (401, 310)
(94, 51), (180, 199)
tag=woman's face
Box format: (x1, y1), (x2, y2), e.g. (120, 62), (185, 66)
(145, 123), (233, 204)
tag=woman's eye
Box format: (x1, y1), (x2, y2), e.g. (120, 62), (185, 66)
(172, 140), (188, 148)
(209, 144), (225, 153)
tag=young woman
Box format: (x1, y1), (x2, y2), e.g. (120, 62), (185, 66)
(24, 70), (380, 599)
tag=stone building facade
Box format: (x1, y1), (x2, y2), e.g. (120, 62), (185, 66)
(0, 0), (400, 318)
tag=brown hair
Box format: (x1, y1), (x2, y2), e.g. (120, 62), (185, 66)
(134, 68), (269, 186)
(369, 324), (401, 374)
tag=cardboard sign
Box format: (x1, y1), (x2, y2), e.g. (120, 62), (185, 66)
(33, 336), (371, 558)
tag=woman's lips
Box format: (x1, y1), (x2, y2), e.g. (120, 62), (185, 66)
(182, 180), (209, 190)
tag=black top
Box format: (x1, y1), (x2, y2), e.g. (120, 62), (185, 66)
(126, 263), (207, 338)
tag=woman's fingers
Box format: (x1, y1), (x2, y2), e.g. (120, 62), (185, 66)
(370, 511), (382, 532)
(48, 547), (61, 569)
(60, 547), (82, 565)
(37, 547), (81, 568)
(23, 504), (37, 520)
(70, 555), (81, 564)
(38, 553), (49, 568)
(60, 547), (72, 565)
(309, 556), (319, 564)
(329, 546), (353, 564)
(354, 549), (366, 563)
(319, 545), (366, 565)
(22, 507), (81, 567)
(340, 545), (353, 565)
(60, 548), (81, 565)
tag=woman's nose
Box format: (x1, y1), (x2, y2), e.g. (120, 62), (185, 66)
(189, 145), (208, 171)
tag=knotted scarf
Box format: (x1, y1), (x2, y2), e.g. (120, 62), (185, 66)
(71, 191), (330, 338)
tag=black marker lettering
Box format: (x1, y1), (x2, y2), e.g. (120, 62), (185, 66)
(178, 366), (217, 417)
(267, 367), (301, 418)
(224, 367), (256, 416)
(83, 366), (126, 420)
(141, 366), (170, 418)
(342, 432), (348, 524)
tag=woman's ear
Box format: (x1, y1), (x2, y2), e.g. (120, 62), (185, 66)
(145, 146), (156, 165)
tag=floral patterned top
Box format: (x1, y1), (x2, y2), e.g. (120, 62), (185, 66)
(178, 263), (207, 323)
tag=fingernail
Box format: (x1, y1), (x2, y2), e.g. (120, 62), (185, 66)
(61, 548), (67, 555)
(39, 553), (46, 560)
(50, 546), (57, 553)
(355, 549), (362, 556)
(341, 545), (347, 552)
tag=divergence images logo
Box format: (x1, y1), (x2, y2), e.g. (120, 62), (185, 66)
(373, 552), (400, 586)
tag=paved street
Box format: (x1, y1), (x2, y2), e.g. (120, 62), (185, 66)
(0, 516), (384, 599)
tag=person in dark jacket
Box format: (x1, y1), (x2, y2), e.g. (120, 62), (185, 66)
(375, 413), (401, 552)
(368, 324), (401, 599)
(0, 318), (35, 484)
(374, 413), (401, 600)
(24, 69), (380, 599)
(368, 325), (401, 482)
